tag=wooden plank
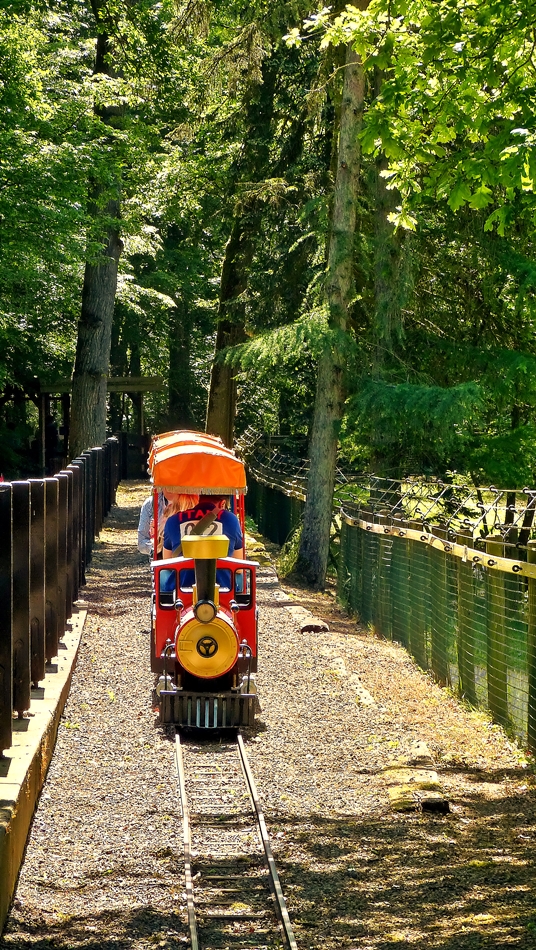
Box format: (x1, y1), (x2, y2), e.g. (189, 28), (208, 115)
(106, 377), (165, 392)
(39, 377), (165, 394)
(343, 515), (536, 580)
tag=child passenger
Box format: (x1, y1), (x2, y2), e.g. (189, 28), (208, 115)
(162, 494), (243, 589)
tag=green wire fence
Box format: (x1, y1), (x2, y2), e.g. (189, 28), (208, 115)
(337, 513), (536, 750)
(242, 436), (536, 751)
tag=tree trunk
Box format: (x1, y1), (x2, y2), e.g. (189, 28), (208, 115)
(69, 15), (123, 459)
(205, 217), (250, 445)
(297, 43), (365, 588)
(69, 213), (121, 457)
(370, 70), (408, 476)
(374, 155), (405, 358)
(205, 59), (277, 446)
(169, 295), (194, 428)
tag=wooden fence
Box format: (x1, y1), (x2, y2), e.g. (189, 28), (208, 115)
(0, 438), (121, 755)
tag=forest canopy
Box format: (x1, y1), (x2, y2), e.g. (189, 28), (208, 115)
(1, 0), (536, 515)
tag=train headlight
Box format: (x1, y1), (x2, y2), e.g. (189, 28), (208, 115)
(176, 614), (239, 678)
(194, 599), (217, 624)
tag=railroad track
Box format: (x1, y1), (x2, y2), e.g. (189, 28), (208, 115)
(174, 731), (298, 950)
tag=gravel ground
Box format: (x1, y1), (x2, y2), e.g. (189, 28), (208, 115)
(2, 482), (536, 950)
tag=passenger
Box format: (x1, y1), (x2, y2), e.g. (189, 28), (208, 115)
(200, 494), (243, 561)
(158, 493), (201, 554)
(162, 493), (243, 589)
(137, 490), (181, 558)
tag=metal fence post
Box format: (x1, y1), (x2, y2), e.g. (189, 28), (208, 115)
(56, 473), (69, 636)
(391, 523), (410, 649)
(67, 464), (81, 602)
(407, 523), (429, 670)
(102, 440), (111, 517)
(81, 451), (95, 567)
(356, 514), (365, 620)
(12, 481), (31, 717)
(0, 484), (13, 754)
(527, 543), (536, 752)
(337, 519), (350, 610)
(430, 530), (450, 686)
(70, 458), (87, 586)
(91, 446), (103, 536)
(61, 469), (74, 616)
(456, 531), (477, 705)
(28, 480), (46, 686)
(486, 537), (509, 727)
(361, 516), (374, 628)
(376, 513), (392, 639)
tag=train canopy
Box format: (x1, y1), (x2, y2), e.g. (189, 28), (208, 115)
(148, 430), (247, 494)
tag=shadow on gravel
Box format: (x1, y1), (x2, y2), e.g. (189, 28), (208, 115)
(269, 774), (536, 950)
(1, 907), (187, 949)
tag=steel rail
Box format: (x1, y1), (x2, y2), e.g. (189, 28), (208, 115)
(237, 732), (298, 950)
(173, 730), (298, 949)
(173, 730), (199, 950)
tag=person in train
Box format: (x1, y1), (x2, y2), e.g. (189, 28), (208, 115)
(162, 493), (243, 589)
(137, 490), (181, 558)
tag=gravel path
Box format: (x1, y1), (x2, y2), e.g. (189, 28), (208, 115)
(2, 482), (536, 950)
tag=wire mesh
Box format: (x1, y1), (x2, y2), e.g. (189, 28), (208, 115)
(241, 439), (536, 751)
(339, 519), (536, 750)
(245, 473), (304, 547)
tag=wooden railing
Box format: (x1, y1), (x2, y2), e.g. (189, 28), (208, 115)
(0, 438), (121, 755)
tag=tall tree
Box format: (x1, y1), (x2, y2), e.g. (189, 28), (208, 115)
(206, 216), (251, 444)
(205, 53), (279, 444)
(296, 41), (366, 587)
(204, 1), (319, 444)
(169, 294), (195, 428)
(69, 1), (123, 457)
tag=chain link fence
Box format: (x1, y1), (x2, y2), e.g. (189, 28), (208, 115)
(240, 435), (536, 751)
(239, 432), (308, 546)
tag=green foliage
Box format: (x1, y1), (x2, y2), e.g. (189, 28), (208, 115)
(3, 0), (536, 494)
(0, 9), (86, 396)
(306, 0), (536, 233)
(469, 426), (536, 489)
(276, 522), (303, 578)
(224, 309), (329, 369)
(342, 379), (483, 474)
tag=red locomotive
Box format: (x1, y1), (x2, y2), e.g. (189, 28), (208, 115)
(148, 431), (258, 729)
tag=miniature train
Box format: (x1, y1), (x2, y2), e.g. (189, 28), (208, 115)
(148, 430), (258, 729)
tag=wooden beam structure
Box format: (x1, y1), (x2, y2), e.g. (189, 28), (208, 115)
(39, 377), (165, 394)
(36, 377), (164, 475)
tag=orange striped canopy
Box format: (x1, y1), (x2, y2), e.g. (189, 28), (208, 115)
(148, 430), (246, 494)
